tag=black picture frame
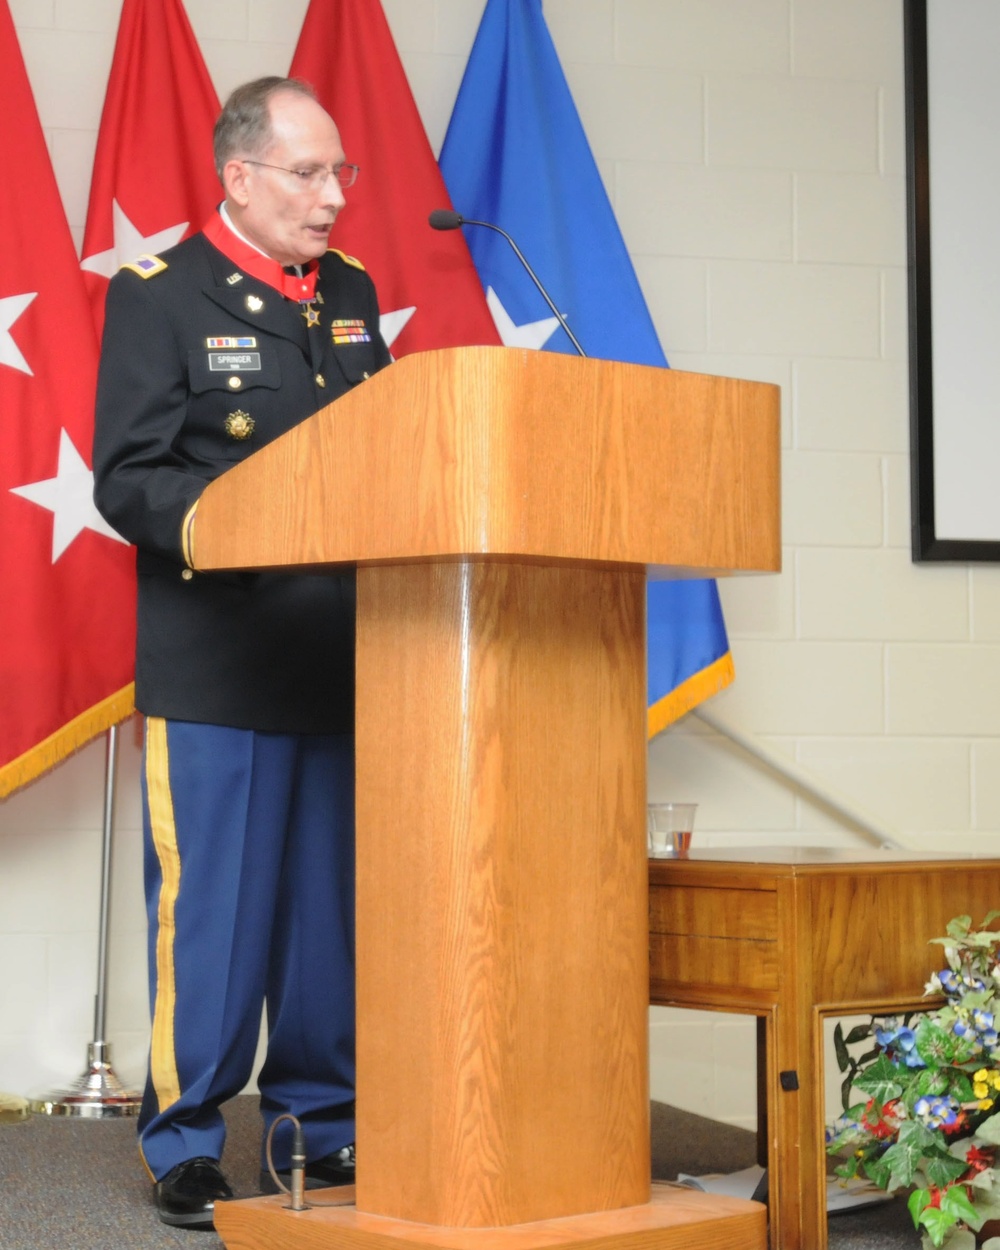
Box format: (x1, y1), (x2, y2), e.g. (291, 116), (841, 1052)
(906, 0), (1000, 561)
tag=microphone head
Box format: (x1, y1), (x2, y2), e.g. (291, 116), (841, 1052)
(429, 209), (464, 231)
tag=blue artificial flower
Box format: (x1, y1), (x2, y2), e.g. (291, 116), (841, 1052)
(914, 1095), (959, 1129)
(973, 1009), (995, 1032)
(875, 1024), (926, 1068)
(875, 1018), (901, 1046)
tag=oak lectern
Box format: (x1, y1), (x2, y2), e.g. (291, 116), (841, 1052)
(194, 347), (780, 1250)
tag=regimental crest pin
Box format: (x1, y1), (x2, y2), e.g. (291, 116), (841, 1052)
(225, 410), (255, 440)
(245, 294), (264, 312)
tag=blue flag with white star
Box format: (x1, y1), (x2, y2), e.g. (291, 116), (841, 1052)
(439, 0), (733, 733)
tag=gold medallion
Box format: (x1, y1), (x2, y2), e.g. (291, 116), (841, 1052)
(225, 410), (255, 440)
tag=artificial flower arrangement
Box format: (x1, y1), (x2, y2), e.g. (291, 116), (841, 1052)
(826, 913), (1000, 1249)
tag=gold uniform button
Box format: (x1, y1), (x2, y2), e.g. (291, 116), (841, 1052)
(316, 373), (326, 388)
(228, 376), (242, 389)
(181, 568), (194, 581)
(362, 371), (370, 380)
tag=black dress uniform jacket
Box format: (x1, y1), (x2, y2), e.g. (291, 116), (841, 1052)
(93, 230), (392, 734)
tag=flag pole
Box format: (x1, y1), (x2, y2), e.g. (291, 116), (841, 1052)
(29, 725), (141, 1118)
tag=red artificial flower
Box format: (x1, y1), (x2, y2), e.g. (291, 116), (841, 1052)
(864, 1098), (902, 1139)
(942, 1110), (968, 1137)
(964, 1144), (994, 1176)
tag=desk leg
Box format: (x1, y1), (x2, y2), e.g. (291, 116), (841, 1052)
(761, 887), (829, 1250)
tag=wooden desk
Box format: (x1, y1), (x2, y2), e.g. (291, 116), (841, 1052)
(648, 849), (1000, 1250)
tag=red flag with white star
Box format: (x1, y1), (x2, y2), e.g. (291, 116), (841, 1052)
(289, 0), (501, 355)
(80, 0), (221, 338)
(0, 0), (135, 796)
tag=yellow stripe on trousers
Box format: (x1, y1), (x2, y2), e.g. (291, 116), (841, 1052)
(144, 717), (182, 1113)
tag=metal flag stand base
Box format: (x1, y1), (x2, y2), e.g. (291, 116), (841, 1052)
(28, 724), (142, 1119)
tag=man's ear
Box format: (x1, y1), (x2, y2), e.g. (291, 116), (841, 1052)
(222, 159), (250, 207)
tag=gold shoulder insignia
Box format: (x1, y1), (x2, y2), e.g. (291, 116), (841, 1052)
(121, 254), (168, 279)
(326, 247), (366, 272)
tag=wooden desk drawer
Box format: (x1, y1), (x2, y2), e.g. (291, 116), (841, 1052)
(649, 884), (778, 941)
(650, 933), (779, 992)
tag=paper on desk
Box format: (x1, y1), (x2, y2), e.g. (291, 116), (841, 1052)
(676, 1166), (891, 1213)
(826, 1175), (894, 1214)
(676, 1165), (765, 1201)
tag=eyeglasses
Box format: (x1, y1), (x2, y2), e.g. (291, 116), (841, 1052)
(243, 160), (360, 190)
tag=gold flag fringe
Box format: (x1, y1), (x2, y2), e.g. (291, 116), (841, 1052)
(0, 684), (135, 800)
(647, 651), (734, 740)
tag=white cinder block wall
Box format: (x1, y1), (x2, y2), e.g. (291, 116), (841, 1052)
(1, 0), (992, 1134)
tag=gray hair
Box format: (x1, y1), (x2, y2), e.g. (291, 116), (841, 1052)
(213, 77), (318, 177)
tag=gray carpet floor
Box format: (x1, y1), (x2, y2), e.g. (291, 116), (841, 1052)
(0, 1097), (916, 1248)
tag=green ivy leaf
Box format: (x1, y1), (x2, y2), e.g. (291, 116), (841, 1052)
(909, 1187), (932, 1226)
(923, 1152), (971, 1189)
(973, 1114), (1000, 1146)
(916, 1203), (960, 1248)
(940, 1183), (980, 1224)
(854, 1053), (905, 1104)
(881, 1122), (936, 1188)
(965, 1184), (1000, 1221)
(936, 1230), (978, 1250)
(914, 1069), (950, 1099)
(864, 1152), (893, 1190)
(915, 1017), (966, 1066)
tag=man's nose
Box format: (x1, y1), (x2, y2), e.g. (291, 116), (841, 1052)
(319, 171), (347, 211)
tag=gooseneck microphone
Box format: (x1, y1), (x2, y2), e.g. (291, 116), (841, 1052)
(429, 209), (587, 357)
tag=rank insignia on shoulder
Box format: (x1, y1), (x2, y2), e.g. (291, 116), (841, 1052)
(122, 254), (168, 279)
(327, 247), (366, 271)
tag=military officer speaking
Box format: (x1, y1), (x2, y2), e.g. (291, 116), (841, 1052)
(93, 76), (392, 1229)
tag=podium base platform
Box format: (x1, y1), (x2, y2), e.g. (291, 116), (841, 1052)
(214, 1182), (766, 1250)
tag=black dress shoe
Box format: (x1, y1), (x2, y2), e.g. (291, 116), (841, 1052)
(154, 1157), (233, 1229)
(259, 1142), (355, 1194)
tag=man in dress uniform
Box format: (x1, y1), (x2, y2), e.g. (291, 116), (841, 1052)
(93, 76), (392, 1229)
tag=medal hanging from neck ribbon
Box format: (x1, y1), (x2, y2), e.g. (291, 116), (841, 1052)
(202, 212), (320, 323)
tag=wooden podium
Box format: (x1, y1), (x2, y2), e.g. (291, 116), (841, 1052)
(193, 347), (780, 1250)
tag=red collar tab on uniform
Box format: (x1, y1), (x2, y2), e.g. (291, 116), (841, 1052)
(202, 211), (318, 302)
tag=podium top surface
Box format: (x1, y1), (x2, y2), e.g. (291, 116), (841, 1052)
(649, 847), (1000, 874)
(193, 346), (780, 577)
